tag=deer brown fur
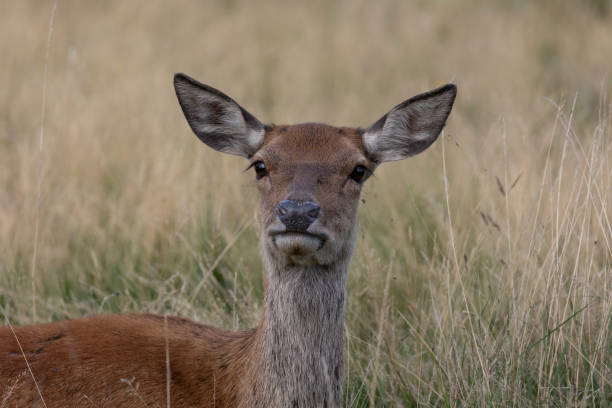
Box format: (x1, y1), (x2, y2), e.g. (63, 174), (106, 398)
(0, 73), (456, 407)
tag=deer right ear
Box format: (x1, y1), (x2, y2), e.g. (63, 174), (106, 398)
(363, 84), (457, 163)
(174, 73), (265, 158)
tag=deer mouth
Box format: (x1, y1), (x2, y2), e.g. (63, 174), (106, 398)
(269, 230), (327, 255)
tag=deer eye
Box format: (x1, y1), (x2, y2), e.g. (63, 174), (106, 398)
(349, 165), (369, 183)
(252, 161), (268, 180)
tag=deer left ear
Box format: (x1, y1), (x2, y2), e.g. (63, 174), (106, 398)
(174, 73), (265, 158)
(363, 84), (457, 163)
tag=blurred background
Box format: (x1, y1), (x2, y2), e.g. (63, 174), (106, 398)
(1, 1), (611, 406)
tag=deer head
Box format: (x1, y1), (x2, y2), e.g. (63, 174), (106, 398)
(174, 73), (456, 269)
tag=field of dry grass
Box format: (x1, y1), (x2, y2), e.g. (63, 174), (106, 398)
(1, 0), (611, 406)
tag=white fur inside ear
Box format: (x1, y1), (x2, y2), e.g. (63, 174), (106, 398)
(362, 129), (384, 160)
(246, 127), (265, 152)
(192, 93), (245, 134)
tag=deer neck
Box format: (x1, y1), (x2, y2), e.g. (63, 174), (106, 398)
(244, 232), (355, 407)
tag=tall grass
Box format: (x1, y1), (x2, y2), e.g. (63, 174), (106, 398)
(1, 1), (611, 405)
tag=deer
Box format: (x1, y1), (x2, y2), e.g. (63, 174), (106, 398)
(0, 73), (456, 407)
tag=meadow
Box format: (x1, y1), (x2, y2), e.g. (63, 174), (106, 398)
(1, 1), (611, 406)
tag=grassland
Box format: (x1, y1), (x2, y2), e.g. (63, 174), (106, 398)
(1, 1), (611, 406)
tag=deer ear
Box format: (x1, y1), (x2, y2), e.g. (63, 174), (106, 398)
(363, 84), (457, 163)
(174, 73), (265, 158)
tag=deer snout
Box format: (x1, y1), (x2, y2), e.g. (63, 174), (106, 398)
(276, 200), (320, 232)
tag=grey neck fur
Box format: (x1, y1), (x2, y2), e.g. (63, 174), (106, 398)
(244, 232), (355, 408)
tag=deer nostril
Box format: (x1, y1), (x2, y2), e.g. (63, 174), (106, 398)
(307, 207), (320, 220)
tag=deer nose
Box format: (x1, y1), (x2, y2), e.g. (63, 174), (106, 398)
(276, 200), (320, 232)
